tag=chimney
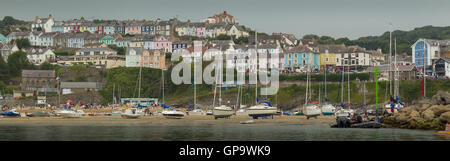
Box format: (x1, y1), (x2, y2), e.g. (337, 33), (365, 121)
(224, 11), (227, 14)
(49, 14), (52, 19)
(35, 16), (39, 21)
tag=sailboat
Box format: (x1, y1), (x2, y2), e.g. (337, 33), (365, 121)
(320, 65), (336, 115)
(160, 68), (185, 119)
(186, 68), (205, 115)
(246, 32), (277, 119)
(212, 64), (235, 119)
(303, 63), (321, 119)
(335, 65), (354, 118)
(235, 83), (248, 116)
(384, 36), (403, 114)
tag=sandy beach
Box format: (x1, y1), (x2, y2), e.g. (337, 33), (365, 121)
(0, 114), (337, 126)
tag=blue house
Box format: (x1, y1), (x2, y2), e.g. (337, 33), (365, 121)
(410, 38), (450, 74)
(141, 22), (155, 35)
(284, 45), (320, 71)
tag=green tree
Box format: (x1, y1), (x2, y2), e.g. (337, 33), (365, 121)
(14, 38), (31, 49)
(302, 34), (320, 40)
(7, 51), (34, 76)
(0, 57), (9, 83)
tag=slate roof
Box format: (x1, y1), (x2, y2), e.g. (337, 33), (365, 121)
(22, 70), (55, 78)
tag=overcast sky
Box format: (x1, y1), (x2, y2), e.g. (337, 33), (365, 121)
(1, 0), (449, 39)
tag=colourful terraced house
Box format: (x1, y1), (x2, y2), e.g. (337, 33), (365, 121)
(284, 45), (320, 71)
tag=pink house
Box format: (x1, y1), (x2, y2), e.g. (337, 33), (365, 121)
(153, 36), (172, 52)
(193, 23), (206, 38)
(125, 23), (141, 35)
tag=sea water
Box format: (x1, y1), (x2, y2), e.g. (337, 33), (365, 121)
(0, 124), (448, 141)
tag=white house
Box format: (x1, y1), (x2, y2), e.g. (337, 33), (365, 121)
(31, 14), (55, 33)
(0, 43), (19, 62)
(39, 32), (59, 47)
(125, 47), (143, 67)
(226, 24), (248, 38)
(24, 48), (55, 65)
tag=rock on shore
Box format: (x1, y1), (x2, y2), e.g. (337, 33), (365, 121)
(383, 91), (450, 130)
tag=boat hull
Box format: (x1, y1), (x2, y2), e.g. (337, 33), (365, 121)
(163, 114), (184, 119)
(322, 112), (335, 116)
(121, 114), (140, 119)
(212, 109), (234, 118)
(59, 113), (82, 118)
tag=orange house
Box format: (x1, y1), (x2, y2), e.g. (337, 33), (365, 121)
(141, 49), (166, 69)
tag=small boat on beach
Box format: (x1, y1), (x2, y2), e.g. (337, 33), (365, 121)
(121, 108), (141, 119)
(206, 110), (213, 115)
(247, 102), (277, 119)
(213, 105), (235, 119)
(26, 111), (54, 117)
(187, 107), (205, 115)
(321, 104), (336, 116)
(235, 108), (248, 116)
(0, 109), (21, 117)
(304, 103), (321, 119)
(162, 109), (185, 119)
(57, 110), (85, 118)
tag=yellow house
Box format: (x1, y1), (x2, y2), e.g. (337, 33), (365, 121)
(317, 44), (347, 70)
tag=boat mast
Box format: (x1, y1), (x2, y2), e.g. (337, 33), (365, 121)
(255, 31), (258, 105)
(162, 68), (165, 104)
(389, 23), (393, 97)
(138, 65), (142, 98)
(347, 63), (350, 109)
(394, 37), (398, 97)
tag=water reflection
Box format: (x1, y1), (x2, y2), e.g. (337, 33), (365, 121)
(0, 124), (447, 141)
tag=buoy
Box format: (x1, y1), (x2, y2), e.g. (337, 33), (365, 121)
(437, 131), (450, 135)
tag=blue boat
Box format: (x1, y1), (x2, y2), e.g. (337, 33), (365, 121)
(0, 111), (21, 117)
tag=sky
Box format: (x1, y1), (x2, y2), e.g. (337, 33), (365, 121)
(1, 0), (450, 39)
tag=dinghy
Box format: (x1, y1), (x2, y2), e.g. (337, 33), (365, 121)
(121, 108), (141, 119)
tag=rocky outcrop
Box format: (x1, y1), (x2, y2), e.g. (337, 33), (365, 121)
(383, 90), (450, 130)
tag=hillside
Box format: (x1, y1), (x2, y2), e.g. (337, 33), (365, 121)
(305, 25), (450, 56)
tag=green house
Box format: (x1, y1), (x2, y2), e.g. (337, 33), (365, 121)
(99, 36), (116, 45)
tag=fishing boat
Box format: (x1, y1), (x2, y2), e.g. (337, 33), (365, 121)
(162, 108), (185, 119)
(187, 107), (206, 115)
(121, 108), (141, 119)
(57, 109), (85, 118)
(0, 109), (21, 117)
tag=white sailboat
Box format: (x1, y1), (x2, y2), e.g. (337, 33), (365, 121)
(212, 62), (234, 119)
(246, 32), (277, 119)
(303, 63), (321, 119)
(320, 65), (336, 115)
(160, 68), (185, 119)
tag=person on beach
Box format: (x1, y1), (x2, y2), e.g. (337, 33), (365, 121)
(390, 101), (395, 114)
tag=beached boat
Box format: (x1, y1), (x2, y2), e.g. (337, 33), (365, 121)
(121, 108), (141, 119)
(236, 108), (248, 116)
(206, 110), (213, 115)
(247, 102), (277, 119)
(213, 105), (234, 119)
(0, 109), (21, 117)
(304, 103), (321, 119)
(321, 104), (336, 115)
(26, 111), (54, 117)
(57, 110), (85, 118)
(240, 120), (254, 124)
(187, 107), (205, 115)
(162, 109), (185, 119)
